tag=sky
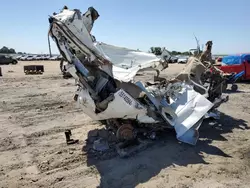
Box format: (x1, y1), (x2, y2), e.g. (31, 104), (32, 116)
(1, 0), (250, 55)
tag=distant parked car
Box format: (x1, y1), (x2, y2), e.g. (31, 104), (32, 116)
(170, 56), (178, 63)
(34, 55), (43, 60)
(49, 56), (58, 60)
(26, 55), (35, 61)
(39, 55), (46, 60)
(20, 55), (29, 61)
(20, 55), (34, 61)
(42, 55), (51, 60)
(177, 56), (189, 64)
(0, 55), (18, 65)
(49, 55), (62, 60)
(16, 55), (24, 60)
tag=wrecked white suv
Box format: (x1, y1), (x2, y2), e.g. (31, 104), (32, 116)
(48, 6), (228, 152)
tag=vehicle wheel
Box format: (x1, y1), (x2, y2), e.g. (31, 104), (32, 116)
(231, 84), (238, 92)
(12, 60), (18, 65)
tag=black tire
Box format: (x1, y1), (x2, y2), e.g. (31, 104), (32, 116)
(231, 84), (238, 92)
(12, 60), (18, 65)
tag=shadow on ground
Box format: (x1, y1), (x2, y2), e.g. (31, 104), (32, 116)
(83, 112), (248, 188)
(224, 80), (250, 94)
(199, 112), (249, 141)
(225, 89), (245, 94)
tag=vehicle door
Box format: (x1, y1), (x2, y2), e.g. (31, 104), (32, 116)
(0, 55), (8, 64)
(5, 56), (12, 63)
(244, 55), (250, 79)
(0, 55), (4, 64)
(220, 55), (244, 74)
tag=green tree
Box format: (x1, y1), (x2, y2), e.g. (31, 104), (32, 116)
(0, 46), (16, 54)
(150, 47), (162, 55)
(0, 46), (9, 53)
(182, 51), (190, 56)
(9, 48), (16, 54)
(171, 51), (182, 55)
(150, 47), (155, 54)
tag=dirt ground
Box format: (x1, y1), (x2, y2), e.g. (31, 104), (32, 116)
(1, 61), (250, 188)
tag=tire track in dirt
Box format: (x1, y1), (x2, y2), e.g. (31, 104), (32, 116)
(0, 71), (96, 187)
(1, 62), (250, 188)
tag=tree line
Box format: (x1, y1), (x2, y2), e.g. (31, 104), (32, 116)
(149, 47), (191, 56)
(0, 46), (26, 54)
(1, 45), (191, 56)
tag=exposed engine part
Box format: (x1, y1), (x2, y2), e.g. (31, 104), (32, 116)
(116, 124), (136, 141)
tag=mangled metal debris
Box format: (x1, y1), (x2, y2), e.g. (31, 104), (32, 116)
(60, 59), (71, 78)
(48, 6), (229, 156)
(64, 129), (79, 145)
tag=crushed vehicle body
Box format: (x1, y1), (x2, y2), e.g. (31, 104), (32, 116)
(48, 6), (228, 150)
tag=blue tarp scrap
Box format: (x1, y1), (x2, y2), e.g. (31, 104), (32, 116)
(222, 54), (250, 65)
(222, 55), (242, 65)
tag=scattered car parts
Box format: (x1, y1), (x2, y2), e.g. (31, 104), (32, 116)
(60, 58), (73, 79)
(65, 129), (79, 145)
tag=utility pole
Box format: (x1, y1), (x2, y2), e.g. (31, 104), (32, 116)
(193, 33), (200, 54)
(48, 35), (52, 57)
